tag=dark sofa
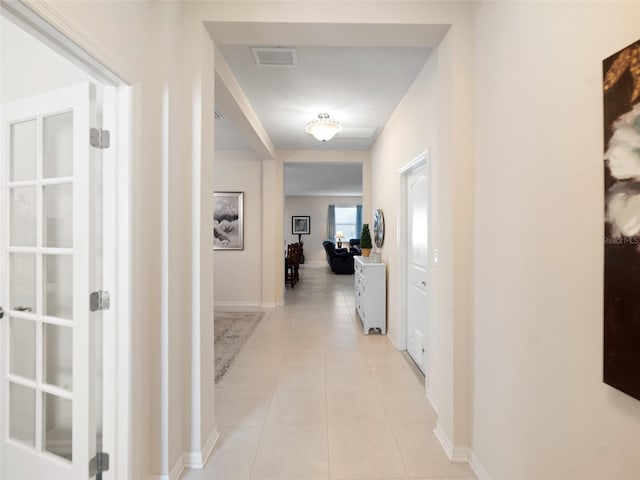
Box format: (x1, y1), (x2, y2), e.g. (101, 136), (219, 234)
(322, 240), (358, 274)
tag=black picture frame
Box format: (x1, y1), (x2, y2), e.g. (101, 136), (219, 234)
(292, 216), (310, 235)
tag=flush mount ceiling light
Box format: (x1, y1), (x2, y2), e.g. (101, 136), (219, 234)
(305, 113), (342, 142)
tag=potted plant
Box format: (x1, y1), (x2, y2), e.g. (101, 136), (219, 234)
(360, 223), (373, 257)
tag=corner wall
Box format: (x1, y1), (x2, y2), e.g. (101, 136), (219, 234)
(214, 150), (263, 307)
(369, 5), (476, 459)
(473, 2), (640, 479)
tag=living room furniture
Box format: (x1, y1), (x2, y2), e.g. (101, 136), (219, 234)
(354, 256), (386, 334)
(322, 240), (357, 274)
(285, 243), (302, 287)
(349, 238), (361, 255)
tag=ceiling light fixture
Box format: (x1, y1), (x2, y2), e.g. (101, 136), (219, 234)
(305, 113), (342, 142)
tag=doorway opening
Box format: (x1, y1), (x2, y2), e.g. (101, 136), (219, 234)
(0, 4), (131, 479)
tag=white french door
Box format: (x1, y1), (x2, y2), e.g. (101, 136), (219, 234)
(406, 163), (429, 373)
(0, 82), (104, 480)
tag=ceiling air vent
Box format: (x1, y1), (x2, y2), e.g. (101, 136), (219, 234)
(214, 107), (224, 119)
(251, 47), (297, 67)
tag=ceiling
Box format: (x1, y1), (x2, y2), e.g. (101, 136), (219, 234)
(209, 22), (449, 152)
(284, 163), (362, 196)
(217, 45), (432, 151)
(208, 21), (449, 194)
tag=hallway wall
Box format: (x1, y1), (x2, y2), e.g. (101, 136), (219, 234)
(473, 2), (640, 479)
(37, 1), (216, 478)
(214, 150), (263, 307)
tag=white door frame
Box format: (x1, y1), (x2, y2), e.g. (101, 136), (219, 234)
(397, 149), (430, 364)
(1, 2), (134, 479)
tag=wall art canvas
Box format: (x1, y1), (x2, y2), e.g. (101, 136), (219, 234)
(214, 192), (243, 250)
(603, 38), (640, 400)
(292, 215), (310, 235)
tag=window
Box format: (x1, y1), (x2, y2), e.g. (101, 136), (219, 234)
(335, 206), (360, 240)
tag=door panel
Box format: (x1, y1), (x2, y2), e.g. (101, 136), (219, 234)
(406, 165), (429, 372)
(1, 83), (99, 480)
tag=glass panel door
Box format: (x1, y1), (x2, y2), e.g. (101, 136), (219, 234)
(1, 83), (97, 480)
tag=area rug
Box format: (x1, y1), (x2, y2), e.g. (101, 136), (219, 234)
(214, 311), (264, 383)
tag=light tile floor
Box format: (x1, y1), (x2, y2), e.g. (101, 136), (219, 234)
(183, 265), (476, 480)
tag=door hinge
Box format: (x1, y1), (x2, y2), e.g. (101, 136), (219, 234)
(89, 452), (110, 478)
(90, 290), (111, 311)
(90, 128), (111, 149)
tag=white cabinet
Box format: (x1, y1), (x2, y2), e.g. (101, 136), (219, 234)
(354, 256), (386, 334)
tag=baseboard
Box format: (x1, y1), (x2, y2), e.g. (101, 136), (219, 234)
(261, 302), (277, 308)
(433, 422), (469, 463)
(214, 301), (262, 309)
(387, 330), (400, 349)
(184, 426), (220, 469)
(170, 456), (184, 480)
(145, 456), (184, 480)
(469, 451), (493, 480)
(425, 386), (439, 415)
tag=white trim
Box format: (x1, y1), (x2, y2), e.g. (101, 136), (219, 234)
(451, 445), (470, 463)
(426, 387), (439, 415)
(2, 0), (133, 85)
(169, 456), (184, 480)
(469, 451), (494, 480)
(184, 427), (220, 469)
(261, 302), (278, 308)
(387, 330), (401, 350)
(115, 84), (134, 480)
(214, 301), (263, 309)
(433, 421), (453, 459)
(433, 422), (470, 464)
(396, 149), (430, 352)
(1, 5), (135, 479)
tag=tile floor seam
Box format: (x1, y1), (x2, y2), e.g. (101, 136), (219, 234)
(247, 383), (274, 480)
(200, 265), (476, 480)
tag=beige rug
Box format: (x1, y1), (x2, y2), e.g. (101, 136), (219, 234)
(214, 311), (264, 383)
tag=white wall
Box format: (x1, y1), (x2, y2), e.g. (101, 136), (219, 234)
(473, 2), (640, 479)
(369, 3), (476, 457)
(214, 150), (263, 307)
(0, 16), (92, 102)
(284, 195), (363, 264)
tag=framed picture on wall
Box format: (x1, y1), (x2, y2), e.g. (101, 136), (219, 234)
(292, 215), (310, 235)
(214, 191), (244, 250)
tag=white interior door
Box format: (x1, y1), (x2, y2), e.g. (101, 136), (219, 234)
(0, 82), (103, 480)
(406, 164), (429, 373)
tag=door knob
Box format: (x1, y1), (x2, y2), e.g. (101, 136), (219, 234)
(0, 306), (3, 319)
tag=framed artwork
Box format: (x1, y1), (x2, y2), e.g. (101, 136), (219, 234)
(214, 192), (244, 250)
(292, 216), (310, 235)
(603, 38), (640, 401)
(373, 209), (385, 248)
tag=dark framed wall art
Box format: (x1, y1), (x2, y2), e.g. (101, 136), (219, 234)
(292, 216), (310, 235)
(603, 38), (640, 401)
(214, 191), (244, 250)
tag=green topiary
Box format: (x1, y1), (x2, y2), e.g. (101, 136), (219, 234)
(360, 223), (373, 249)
